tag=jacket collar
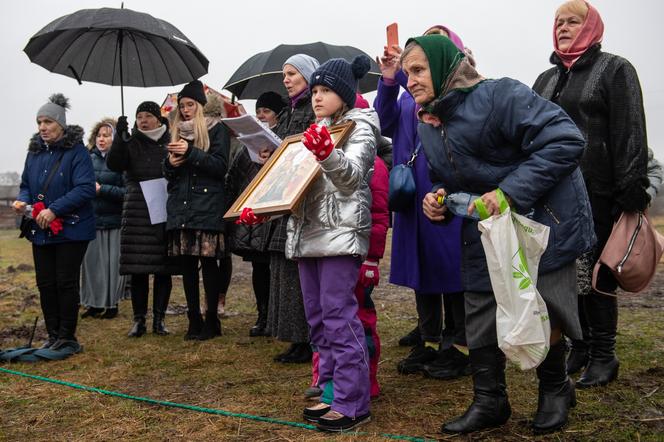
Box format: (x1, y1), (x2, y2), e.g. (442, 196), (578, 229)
(28, 124), (84, 153)
(549, 43), (602, 72)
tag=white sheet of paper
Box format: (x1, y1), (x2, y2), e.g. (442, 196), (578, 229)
(237, 132), (280, 163)
(139, 178), (168, 225)
(222, 114), (282, 146)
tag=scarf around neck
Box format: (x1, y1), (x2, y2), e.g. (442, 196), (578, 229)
(553, 1), (604, 69)
(139, 124), (167, 142)
(177, 116), (221, 141)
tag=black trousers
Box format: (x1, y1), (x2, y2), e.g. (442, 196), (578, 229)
(415, 292), (442, 343)
(181, 256), (220, 313)
(130, 273), (172, 318)
(219, 255), (232, 295)
(252, 261), (270, 305)
(32, 241), (89, 340)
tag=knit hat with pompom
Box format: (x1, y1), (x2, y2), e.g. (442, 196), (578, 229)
(36, 93), (70, 129)
(309, 55), (372, 109)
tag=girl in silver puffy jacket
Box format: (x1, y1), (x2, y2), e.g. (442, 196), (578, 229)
(290, 55), (377, 432)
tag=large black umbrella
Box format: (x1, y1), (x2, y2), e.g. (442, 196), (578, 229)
(24, 7), (209, 114)
(224, 42), (381, 99)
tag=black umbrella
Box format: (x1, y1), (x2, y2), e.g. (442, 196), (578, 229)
(24, 6), (209, 114)
(223, 42), (381, 99)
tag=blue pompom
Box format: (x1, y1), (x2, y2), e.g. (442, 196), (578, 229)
(351, 55), (371, 80)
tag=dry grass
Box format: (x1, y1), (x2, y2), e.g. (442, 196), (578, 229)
(0, 229), (663, 441)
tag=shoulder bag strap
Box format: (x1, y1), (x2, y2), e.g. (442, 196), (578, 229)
(37, 151), (65, 201)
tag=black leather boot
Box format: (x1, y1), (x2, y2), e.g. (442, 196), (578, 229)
(442, 345), (511, 434)
(41, 316), (59, 349)
(576, 293), (619, 388)
(422, 346), (471, 380)
(127, 316), (147, 337)
(152, 288), (170, 336)
(198, 310), (222, 341)
(533, 341), (576, 433)
(184, 310), (204, 340)
(249, 302), (269, 337)
(566, 295), (589, 375)
(152, 314), (170, 335)
(398, 325), (422, 347)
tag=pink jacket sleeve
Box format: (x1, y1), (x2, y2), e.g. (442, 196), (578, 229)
(367, 156), (390, 261)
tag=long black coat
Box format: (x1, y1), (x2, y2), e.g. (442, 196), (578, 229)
(162, 122), (230, 232)
(90, 147), (124, 229)
(106, 126), (180, 275)
(533, 45), (649, 254)
(267, 92), (316, 252)
(225, 147), (270, 259)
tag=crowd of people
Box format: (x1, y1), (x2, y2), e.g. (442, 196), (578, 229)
(10, 0), (662, 435)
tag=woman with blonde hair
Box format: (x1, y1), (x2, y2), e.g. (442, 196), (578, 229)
(533, 0), (650, 388)
(164, 80), (231, 340)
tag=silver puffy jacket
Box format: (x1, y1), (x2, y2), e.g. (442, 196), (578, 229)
(285, 108), (380, 259)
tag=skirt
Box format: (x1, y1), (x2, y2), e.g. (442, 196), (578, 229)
(266, 252), (310, 343)
(80, 228), (129, 308)
(464, 260), (581, 349)
(167, 229), (225, 258)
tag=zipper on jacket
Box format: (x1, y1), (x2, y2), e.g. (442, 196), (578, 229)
(617, 213), (643, 273)
(543, 204), (560, 224)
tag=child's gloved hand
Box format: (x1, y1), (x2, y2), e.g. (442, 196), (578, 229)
(236, 207), (269, 225)
(302, 124), (334, 161)
(359, 260), (380, 287)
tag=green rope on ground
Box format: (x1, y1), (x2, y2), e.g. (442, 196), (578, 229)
(0, 366), (431, 441)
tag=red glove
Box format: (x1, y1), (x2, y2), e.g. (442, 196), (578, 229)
(302, 124), (334, 161)
(358, 260), (380, 287)
(32, 201), (64, 235)
(236, 207), (268, 226)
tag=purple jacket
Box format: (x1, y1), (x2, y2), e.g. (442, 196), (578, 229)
(374, 71), (462, 294)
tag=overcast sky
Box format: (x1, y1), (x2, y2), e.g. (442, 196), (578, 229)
(1, 0), (662, 173)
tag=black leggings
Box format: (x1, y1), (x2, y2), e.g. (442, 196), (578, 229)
(219, 255), (232, 295)
(130, 274), (172, 318)
(252, 261), (270, 305)
(181, 256), (220, 313)
(32, 241), (89, 340)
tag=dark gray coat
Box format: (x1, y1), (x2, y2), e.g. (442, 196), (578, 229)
(90, 147), (124, 229)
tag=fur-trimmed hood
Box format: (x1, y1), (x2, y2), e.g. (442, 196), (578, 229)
(87, 118), (116, 150)
(28, 125), (84, 153)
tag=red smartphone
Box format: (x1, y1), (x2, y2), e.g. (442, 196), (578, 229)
(386, 23), (399, 52)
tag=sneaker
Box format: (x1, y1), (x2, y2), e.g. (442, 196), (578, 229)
(397, 344), (438, 374)
(398, 325), (422, 347)
(317, 410), (371, 432)
(303, 403), (330, 422)
(422, 346), (471, 380)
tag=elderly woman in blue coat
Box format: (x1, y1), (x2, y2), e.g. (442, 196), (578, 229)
(12, 94), (95, 355)
(402, 36), (595, 435)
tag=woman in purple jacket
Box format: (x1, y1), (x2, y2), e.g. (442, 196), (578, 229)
(374, 25), (468, 379)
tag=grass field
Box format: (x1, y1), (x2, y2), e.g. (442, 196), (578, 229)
(0, 228), (663, 441)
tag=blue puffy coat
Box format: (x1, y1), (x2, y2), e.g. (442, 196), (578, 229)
(418, 78), (595, 292)
(18, 125), (96, 245)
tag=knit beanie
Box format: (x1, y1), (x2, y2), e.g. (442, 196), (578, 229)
(256, 91), (287, 114)
(135, 101), (162, 120)
(36, 93), (69, 129)
(282, 54), (320, 85)
(178, 79), (207, 106)
(309, 55), (372, 109)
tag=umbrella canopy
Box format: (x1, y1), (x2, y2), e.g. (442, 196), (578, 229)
(24, 7), (209, 113)
(223, 42), (381, 99)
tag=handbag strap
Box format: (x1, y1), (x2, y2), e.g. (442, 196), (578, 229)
(37, 151), (65, 201)
(406, 142), (422, 167)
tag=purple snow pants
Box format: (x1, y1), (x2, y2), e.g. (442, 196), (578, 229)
(298, 255), (370, 417)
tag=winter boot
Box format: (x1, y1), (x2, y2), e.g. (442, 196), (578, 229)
(397, 343), (438, 374)
(249, 301), (269, 337)
(576, 293), (619, 388)
(533, 341), (576, 433)
(41, 316), (59, 349)
(422, 346), (471, 380)
(398, 325), (422, 347)
(184, 310), (204, 340)
(442, 345), (511, 434)
(198, 310), (222, 340)
(127, 316), (147, 337)
(566, 295), (590, 375)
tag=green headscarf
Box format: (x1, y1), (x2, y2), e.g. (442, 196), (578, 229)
(405, 35), (465, 98)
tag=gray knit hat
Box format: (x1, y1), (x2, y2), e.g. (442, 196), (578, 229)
(36, 93), (69, 129)
(283, 54), (320, 85)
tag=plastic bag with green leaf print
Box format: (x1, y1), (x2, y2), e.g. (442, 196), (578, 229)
(478, 205), (552, 370)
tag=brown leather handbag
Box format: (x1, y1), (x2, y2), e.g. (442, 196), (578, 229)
(592, 211), (664, 295)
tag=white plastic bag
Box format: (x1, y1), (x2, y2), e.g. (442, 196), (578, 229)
(478, 208), (551, 370)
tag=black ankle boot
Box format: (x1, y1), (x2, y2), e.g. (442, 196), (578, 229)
(185, 311), (204, 340)
(576, 293), (619, 388)
(198, 311), (222, 341)
(128, 316), (147, 337)
(398, 325), (422, 347)
(422, 346), (471, 380)
(249, 302), (269, 337)
(442, 345), (511, 434)
(152, 314), (170, 335)
(279, 342), (312, 363)
(533, 341), (576, 433)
